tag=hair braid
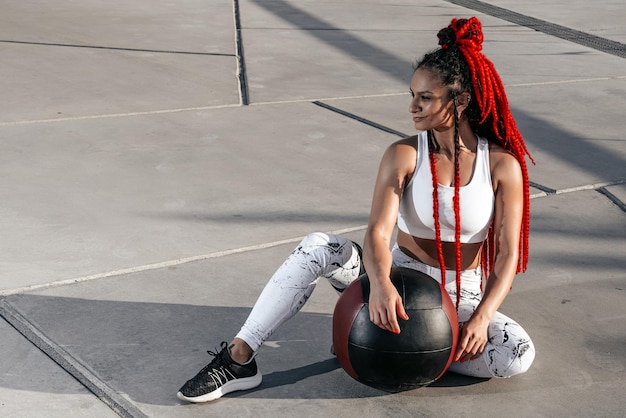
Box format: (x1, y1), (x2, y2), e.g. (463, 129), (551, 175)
(452, 107), (462, 308)
(428, 131), (447, 294)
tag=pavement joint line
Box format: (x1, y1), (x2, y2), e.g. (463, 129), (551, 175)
(311, 96), (625, 209)
(1, 179), (622, 297)
(251, 92), (409, 106)
(529, 181), (557, 195)
(529, 180), (626, 211)
(307, 105), (622, 212)
(0, 39), (234, 57)
(0, 104), (242, 127)
(0, 298), (148, 418)
(233, 0), (249, 105)
(597, 187), (626, 213)
(0, 225), (366, 297)
(313, 100), (410, 138)
(0, 93), (409, 127)
(1, 77), (623, 127)
(554, 179), (625, 195)
(507, 76), (626, 88)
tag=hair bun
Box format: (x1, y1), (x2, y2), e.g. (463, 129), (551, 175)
(438, 17), (484, 52)
(437, 27), (456, 48)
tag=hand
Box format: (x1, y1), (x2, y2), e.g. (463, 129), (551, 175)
(454, 313), (489, 363)
(368, 280), (409, 334)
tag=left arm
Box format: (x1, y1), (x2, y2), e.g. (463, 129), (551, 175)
(454, 150), (524, 362)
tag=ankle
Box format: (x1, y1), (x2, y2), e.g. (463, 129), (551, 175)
(229, 339), (253, 364)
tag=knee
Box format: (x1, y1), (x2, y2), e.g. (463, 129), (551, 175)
(290, 233), (333, 276)
(299, 232), (331, 250)
(494, 339), (535, 378)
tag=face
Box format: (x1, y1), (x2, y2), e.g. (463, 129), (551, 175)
(408, 68), (456, 132)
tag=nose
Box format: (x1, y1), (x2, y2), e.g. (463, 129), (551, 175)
(409, 97), (420, 114)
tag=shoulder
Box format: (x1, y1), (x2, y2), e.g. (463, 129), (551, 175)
(377, 135), (419, 184)
(488, 142), (522, 188)
(381, 135), (418, 163)
(392, 134), (418, 149)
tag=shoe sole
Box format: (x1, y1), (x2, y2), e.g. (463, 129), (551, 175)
(176, 372), (262, 403)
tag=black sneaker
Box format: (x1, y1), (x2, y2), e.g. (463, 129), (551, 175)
(177, 342), (262, 403)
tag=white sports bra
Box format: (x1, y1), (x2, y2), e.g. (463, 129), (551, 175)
(397, 131), (495, 244)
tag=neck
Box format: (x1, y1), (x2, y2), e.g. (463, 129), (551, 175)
(430, 122), (476, 156)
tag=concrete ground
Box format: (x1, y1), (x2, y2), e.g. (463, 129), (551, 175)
(1, 0), (624, 417)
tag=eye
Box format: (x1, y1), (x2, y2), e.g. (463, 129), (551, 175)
(409, 90), (415, 98)
(421, 95), (431, 101)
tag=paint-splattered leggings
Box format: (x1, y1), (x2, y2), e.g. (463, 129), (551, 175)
(235, 232), (535, 378)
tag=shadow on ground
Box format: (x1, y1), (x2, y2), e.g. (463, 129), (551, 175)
(2, 294), (493, 406)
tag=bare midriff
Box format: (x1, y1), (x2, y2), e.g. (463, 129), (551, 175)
(396, 229), (483, 270)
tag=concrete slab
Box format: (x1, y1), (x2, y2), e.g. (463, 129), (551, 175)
(0, 0), (239, 122)
(0, 0), (624, 417)
(0, 0), (236, 53)
(0, 44), (238, 122)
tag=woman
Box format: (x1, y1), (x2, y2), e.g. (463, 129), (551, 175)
(177, 17), (535, 403)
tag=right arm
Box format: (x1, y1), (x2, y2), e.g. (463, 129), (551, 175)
(363, 138), (416, 334)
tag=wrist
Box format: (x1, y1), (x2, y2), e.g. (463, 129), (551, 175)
(471, 307), (493, 323)
(368, 275), (392, 289)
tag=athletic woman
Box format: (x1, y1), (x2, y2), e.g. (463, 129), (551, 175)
(177, 17), (535, 403)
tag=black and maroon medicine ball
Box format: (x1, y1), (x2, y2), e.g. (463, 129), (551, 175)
(332, 267), (458, 392)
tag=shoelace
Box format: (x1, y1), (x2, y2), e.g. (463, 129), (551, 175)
(197, 342), (229, 375)
(207, 341), (228, 359)
(203, 345), (237, 386)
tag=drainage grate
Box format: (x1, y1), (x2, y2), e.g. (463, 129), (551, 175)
(445, 0), (626, 59)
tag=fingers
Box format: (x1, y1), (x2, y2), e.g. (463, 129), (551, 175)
(368, 286), (407, 334)
(454, 335), (467, 362)
(388, 310), (401, 334)
(369, 305), (403, 334)
(396, 299), (409, 321)
(454, 329), (486, 363)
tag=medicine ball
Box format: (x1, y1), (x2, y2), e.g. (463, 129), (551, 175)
(332, 267), (458, 392)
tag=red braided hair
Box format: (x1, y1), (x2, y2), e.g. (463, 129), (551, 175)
(428, 132), (447, 292)
(428, 119), (463, 307)
(421, 17), (534, 305)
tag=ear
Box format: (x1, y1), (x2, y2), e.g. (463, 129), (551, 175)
(455, 92), (471, 114)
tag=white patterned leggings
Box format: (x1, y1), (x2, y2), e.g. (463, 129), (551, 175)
(235, 232), (535, 378)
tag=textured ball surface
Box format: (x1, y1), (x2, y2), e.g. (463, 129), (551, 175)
(332, 267), (458, 392)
